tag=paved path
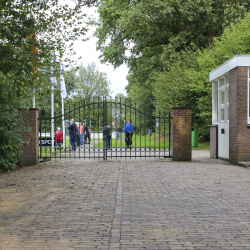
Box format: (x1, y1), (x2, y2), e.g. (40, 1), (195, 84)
(1, 151), (250, 250)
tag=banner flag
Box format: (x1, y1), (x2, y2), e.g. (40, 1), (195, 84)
(50, 51), (57, 86)
(60, 74), (67, 98)
(60, 61), (67, 98)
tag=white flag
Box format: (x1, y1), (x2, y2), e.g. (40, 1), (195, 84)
(50, 76), (57, 86)
(60, 74), (67, 98)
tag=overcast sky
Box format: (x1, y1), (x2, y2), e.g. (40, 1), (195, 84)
(70, 6), (129, 98)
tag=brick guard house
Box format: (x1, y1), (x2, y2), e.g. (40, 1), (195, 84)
(209, 55), (250, 166)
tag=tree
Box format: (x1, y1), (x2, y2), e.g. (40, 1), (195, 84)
(153, 11), (250, 139)
(0, 0), (97, 170)
(96, 0), (249, 68)
(73, 62), (111, 99)
(95, 0), (250, 121)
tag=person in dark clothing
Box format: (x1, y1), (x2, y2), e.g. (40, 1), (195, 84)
(68, 119), (76, 150)
(75, 125), (80, 146)
(106, 122), (111, 149)
(125, 119), (133, 149)
(84, 125), (89, 144)
(103, 122), (111, 150)
(118, 126), (122, 139)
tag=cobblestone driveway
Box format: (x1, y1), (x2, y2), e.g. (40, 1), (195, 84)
(1, 151), (250, 250)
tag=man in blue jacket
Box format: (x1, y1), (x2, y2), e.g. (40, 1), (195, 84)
(125, 119), (133, 149)
(68, 119), (76, 150)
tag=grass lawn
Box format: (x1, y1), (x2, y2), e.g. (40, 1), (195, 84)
(39, 147), (67, 158)
(194, 141), (210, 150)
(94, 134), (210, 150)
(95, 133), (170, 149)
(39, 136), (100, 158)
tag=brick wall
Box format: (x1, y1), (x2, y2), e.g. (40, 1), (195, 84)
(229, 67), (238, 163)
(171, 107), (192, 161)
(229, 67), (250, 164)
(210, 125), (218, 159)
(18, 109), (39, 166)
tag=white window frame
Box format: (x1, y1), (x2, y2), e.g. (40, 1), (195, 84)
(213, 75), (229, 124)
(219, 78), (225, 123)
(225, 75), (229, 123)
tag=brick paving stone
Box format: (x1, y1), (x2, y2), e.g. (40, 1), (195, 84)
(1, 152), (250, 249)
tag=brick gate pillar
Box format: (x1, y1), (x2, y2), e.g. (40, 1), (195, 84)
(209, 125), (218, 159)
(18, 108), (39, 166)
(171, 107), (192, 161)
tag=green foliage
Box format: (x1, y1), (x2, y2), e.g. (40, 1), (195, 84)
(95, 0), (250, 140)
(196, 141), (210, 151)
(153, 48), (212, 139)
(36, 62), (112, 134)
(0, 0), (97, 171)
(154, 12), (250, 139)
(199, 12), (250, 70)
(96, 0), (249, 68)
(73, 62), (111, 99)
(0, 73), (23, 171)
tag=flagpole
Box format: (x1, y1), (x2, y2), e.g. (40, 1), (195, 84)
(51, 84), (54, 153)
(51, 51), (56, 153)
(62, 96), (65, 149)
(33, 94), (35, 108)
(60, 59), (67, 150)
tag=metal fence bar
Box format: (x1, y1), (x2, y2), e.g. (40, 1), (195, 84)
(125, 98), (127, 158)
(88, 97), (90, 159)
(114, 97), (117, 159)
(169, 112), (171, 158)
(140, 106), (141, 159)
(110, 97), (113, 159)
(130, 99), (131, 158)
(83, 100), (86, 159)
(39, 115), (42, 160)
(120, 97), (122, 158)
(164, 112), (166, 158)
(135, 101), (137, 158)
(159, 111), (160, 158)
(144, 108), (146, 158)
(78, 101), (80, 159)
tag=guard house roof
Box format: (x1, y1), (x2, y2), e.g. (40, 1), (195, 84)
(209, 55), (250, 81)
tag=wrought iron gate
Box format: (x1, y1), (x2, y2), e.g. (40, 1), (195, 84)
(39, 97), (172, 161)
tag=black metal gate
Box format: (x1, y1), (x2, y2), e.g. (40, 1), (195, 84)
(39, 97), (172, 161)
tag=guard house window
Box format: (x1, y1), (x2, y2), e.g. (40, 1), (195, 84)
(218, 76), (229, 123)
(225, 75), (229, 122)
(219, 78), (225, 123)
(248, 68), (250, 124)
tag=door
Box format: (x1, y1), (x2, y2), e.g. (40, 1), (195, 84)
(218, 77), (229, 159)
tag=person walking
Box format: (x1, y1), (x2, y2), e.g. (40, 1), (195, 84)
(106, 122), (111, 150)
(76, 125), (80, 146)
(80, 122), (84, 145)
(84, 125), (89, 144)
(68, 119), (76, 150)
(88, 127), (91, 143)
(124, 120), (127, 138)
(129, 119), (134, 147)
(117, 126), (122, 139)
(125, 119), (133, 149)
(55, 127), (63, 149)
